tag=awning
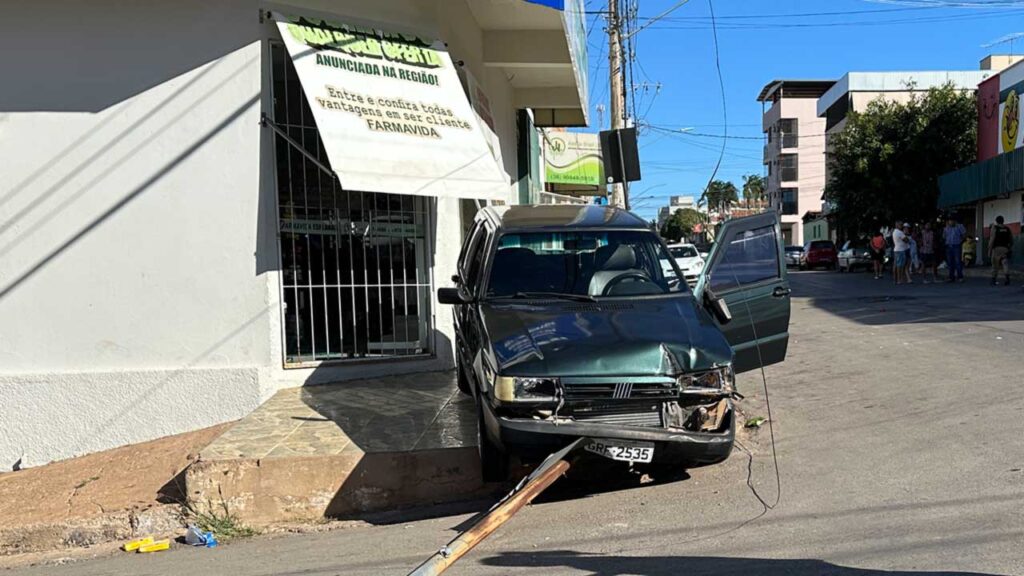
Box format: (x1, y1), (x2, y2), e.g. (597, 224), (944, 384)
(938, 146), (1024, 208)
(273, 13), (509, 200)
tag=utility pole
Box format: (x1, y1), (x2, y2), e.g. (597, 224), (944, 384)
(608, 0), (627, 209)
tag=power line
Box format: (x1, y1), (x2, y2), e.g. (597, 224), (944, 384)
(644, 9), (1022, 29)
(701, 0), (727, 208)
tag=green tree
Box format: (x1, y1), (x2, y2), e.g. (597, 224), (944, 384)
(702, 180), (739, 214)
(660, 207), (704, 242)
(824, 83), (976, 236)
(741, 174), (766, 208)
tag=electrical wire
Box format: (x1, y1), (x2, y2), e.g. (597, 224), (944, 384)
(699, 0), (727, 208)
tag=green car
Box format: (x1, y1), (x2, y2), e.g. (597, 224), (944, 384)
(439, 205), (791, 481)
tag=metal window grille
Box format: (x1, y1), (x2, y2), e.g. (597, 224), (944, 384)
(270, 43), (433, 365)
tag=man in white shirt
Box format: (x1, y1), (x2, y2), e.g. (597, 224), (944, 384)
(892, 220), (910, 284)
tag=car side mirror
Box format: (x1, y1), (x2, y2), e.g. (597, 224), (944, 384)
(438, 287), (472, 305)
(704, 288), (732, 324)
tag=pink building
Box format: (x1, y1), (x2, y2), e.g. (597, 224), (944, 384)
(757, 80), (835, 246)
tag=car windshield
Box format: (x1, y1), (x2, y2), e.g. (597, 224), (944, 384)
(486, 230), (686, 298)
(810, 241), (834, 250)
(669, 246), (699, 258)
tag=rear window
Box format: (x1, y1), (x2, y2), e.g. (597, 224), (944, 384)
(669, 246), (698, 258)
(810, 241), (835, 250)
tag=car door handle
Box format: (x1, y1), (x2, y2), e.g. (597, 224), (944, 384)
(772, 287), (791, 298)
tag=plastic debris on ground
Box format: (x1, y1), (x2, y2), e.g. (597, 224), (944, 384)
(185, 524), (219, 548)
(122, 536), (153, 552)
(137, 539), (171, 553)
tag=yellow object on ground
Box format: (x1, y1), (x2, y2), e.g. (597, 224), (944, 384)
(122, 537), (154, 552)
(137, 539), (171, 553)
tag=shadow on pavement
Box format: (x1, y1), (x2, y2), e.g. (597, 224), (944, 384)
(481, 550), (1000, 575)
(789, 271), (1024, 325)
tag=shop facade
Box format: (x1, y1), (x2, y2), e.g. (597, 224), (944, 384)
(0, 0), (588, 468)
(939, 59), (1024, 262)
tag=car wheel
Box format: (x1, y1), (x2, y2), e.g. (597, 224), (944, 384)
(477, 398), (509, 482)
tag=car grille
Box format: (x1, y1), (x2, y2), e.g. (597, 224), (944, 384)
(562, 381), (677, 401)
(568, 402), (664, 428)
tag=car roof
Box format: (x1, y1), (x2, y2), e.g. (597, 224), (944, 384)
(481, 204), (650, 232)
(667, 243), (696, 248)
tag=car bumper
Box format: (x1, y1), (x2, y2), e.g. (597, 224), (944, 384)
(482, 401), (735, 465)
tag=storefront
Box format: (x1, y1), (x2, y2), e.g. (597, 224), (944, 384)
(939, 59), (1024, 262)
(0, 0), (588, 468)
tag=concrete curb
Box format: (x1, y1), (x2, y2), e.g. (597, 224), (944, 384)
(184, 447), (489, 526)
(0, 505), (183, 557)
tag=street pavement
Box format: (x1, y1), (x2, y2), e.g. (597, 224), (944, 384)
(12, 271), (1024, 576)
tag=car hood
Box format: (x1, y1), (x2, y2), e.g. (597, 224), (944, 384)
(675, 256), (703, 270)
(481, 296), (733, 377)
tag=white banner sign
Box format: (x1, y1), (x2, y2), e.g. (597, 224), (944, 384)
(274, 14), (508, 199)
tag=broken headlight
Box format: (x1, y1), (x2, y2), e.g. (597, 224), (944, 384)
(494, 376), (560, 402)
(678, 366), (734, 392)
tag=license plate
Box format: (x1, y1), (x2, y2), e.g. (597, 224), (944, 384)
(584, 439), (654, 463)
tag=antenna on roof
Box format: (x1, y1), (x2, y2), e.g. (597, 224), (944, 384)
(982, 32), (1024, 55)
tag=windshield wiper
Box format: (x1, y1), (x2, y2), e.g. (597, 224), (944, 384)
(510, 291), (598, 303)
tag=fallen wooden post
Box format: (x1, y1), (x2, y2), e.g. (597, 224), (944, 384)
(408, 438), (584, 576)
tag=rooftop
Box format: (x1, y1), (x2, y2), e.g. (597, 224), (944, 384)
(757, 79), (836, 102)
(486, 204), (649, 231)
(817, 70), (994, 117)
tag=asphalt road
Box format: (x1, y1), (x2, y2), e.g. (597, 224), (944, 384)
(13, 271), (1024, 576)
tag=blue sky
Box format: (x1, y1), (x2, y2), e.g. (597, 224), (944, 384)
(579, 0), (1024, 220)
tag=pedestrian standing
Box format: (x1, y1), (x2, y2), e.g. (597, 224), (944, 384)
(870, 229), (886, 280)
(908, 224), (920, 277)
(892, 221), (910, 285)
(942, 217), (966, 282)
(920, 222), (937, 283)
(989, 215), (1014, 286)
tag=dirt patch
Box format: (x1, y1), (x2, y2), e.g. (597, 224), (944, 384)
(0, 423), (230, 560)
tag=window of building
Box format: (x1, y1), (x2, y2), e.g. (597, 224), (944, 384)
(779, 154), (798, 182)
(271, 43), (433, 365)
(779, 118), (798, 148)
(781, 188), (798, 215)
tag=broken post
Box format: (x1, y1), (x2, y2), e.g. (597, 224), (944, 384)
(408, 438), (583, 576)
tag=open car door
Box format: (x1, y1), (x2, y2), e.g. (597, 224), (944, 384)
(695, 212), (791, 374)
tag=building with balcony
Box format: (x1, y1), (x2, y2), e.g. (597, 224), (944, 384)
(757, 80), (834, 246)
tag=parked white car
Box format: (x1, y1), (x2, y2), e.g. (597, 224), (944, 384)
(662, 243), (705, 285)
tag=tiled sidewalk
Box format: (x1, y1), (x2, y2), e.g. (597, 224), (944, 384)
(200, 371), (476, 461)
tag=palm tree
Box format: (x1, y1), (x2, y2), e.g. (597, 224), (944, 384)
(741, 174), (766, 209)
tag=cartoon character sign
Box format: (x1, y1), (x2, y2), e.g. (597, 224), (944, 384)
(1002, 89), (1020, 153)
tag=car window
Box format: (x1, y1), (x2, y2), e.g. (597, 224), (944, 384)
(486, 230), (687, 298)
(810, 241), (835, 250)
(710, 225), (780, 292)
(669, 246), (699, 258)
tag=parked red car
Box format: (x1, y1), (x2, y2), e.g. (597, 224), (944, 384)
(800, 240), (837, 270)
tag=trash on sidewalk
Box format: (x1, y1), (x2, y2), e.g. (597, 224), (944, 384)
(745, 416), (768, 428)
(185, 524), (219, 548)
(137, 539), (171, 553)
(122, 536), (154, 552)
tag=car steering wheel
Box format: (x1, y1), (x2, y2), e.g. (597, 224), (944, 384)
(602, 272), (654, 295)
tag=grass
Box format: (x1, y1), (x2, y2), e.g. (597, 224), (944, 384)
(181, 486), (258, 541)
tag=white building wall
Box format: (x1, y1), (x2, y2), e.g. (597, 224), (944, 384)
(0, 0), (525, 468)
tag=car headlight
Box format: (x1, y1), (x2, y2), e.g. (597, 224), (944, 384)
(693, 260), (704, 270)
(678, 366), (734, 392)
(493, 376), (560, 402)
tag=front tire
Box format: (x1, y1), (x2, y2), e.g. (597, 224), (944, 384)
(477, 399), (509, 482)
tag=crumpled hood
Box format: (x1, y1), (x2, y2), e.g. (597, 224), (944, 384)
(482, 296), (733, 377)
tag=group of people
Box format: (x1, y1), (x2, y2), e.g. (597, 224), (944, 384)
(867, 216), (1016, 286)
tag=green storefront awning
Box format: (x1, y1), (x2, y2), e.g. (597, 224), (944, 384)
(938, 146), (1024, 208)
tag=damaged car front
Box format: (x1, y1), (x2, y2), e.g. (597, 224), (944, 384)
(441, 206), (790, 481)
